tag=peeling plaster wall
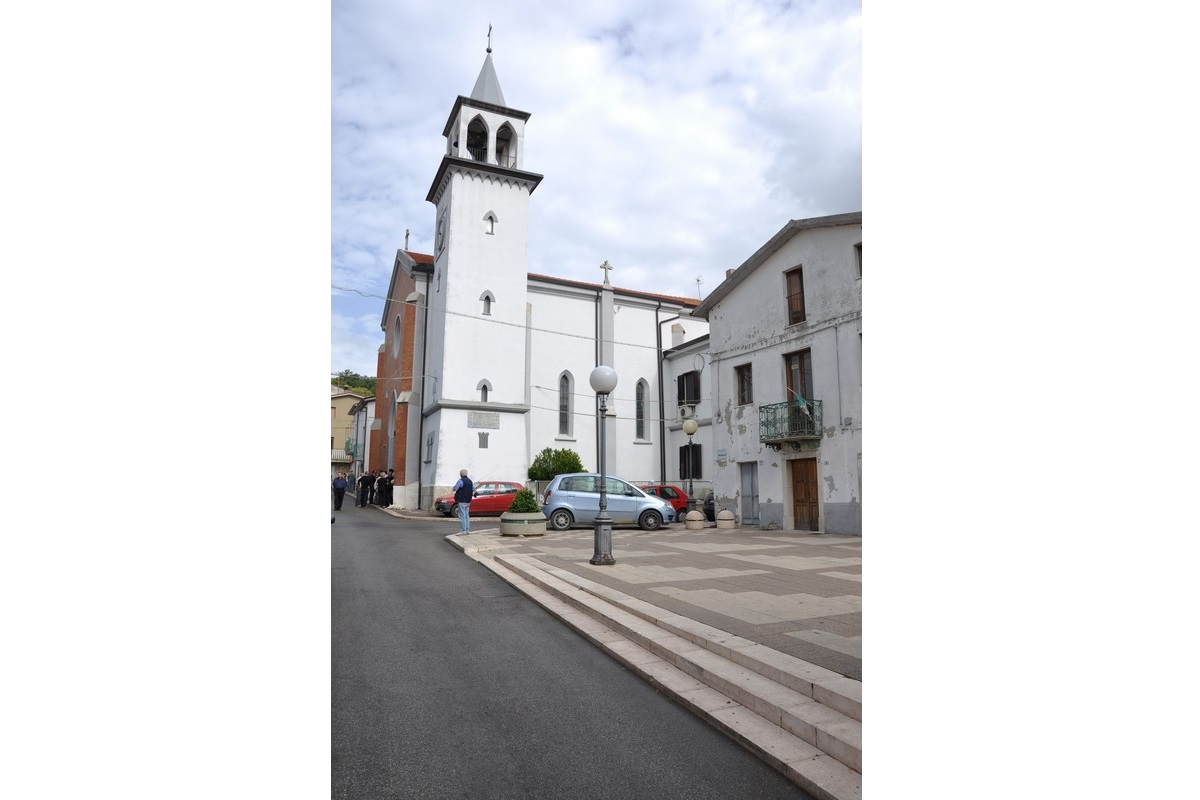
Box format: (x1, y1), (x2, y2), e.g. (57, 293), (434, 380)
(705, 219), (862, 534)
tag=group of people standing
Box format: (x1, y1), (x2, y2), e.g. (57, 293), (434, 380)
(332, 469), (394, 511)
(333, 468), (473, 529)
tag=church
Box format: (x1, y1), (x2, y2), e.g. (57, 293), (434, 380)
(371, 46), (710, 511)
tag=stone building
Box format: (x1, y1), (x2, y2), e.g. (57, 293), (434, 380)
(692, 213), (862, 533)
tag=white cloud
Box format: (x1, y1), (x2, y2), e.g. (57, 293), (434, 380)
(331, 0), (862, 375)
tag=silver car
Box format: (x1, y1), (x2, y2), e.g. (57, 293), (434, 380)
(541, 473), (676, 531)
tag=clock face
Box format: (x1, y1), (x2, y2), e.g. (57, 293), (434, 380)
(436, 215), (446, 254)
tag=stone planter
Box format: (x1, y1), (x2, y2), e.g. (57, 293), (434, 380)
(684, 510), (706, 530)
(500, 511), (548, 536)
(715, 509), (737, 529)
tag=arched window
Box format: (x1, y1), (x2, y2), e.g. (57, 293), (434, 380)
(476, 379), (493, 403)
(479, 290), (495, 315)
(558, 373), (574, 436)
(635, 380), (648, 440)
(483, 212), (497, 235)
(496, 123), (516, 167)
(466, 116), (488, 161)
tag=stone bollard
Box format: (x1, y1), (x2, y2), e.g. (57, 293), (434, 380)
(716, 509), (737, 529)
(685, 510), (705, 530)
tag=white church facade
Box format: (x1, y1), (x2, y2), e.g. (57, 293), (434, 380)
(374, 48), (708, 510)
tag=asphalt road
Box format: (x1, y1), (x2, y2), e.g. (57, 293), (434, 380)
(331, 506), (813, 799)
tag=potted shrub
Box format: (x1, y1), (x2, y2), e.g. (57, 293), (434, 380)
(499, 488), (547, 537)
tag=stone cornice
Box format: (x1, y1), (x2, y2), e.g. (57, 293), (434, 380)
(706, 310), (862, 362)
(422, 400), (530, 417)
(425, 156), (544, 204)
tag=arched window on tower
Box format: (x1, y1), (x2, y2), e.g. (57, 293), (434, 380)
(477, 379), (492, 403)
(483, 212), (497, 235)
(496, 123), (516, 168)
(479, 290), (495, 315)
(466, 116), (488, 162)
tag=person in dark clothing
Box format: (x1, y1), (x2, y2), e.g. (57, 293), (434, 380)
(356, 471), (374, 507)
(384, 468), (395, 506)
(374, 472), (388, 505)
(332, 472), (348, 511)
(452, 468), (474, 534)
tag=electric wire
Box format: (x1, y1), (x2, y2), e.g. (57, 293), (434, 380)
(332, 283), (699, 355)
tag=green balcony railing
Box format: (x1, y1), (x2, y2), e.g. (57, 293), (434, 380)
(759, 398), (823, 449)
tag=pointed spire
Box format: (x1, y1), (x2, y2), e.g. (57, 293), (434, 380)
(470, 27), (506, 106)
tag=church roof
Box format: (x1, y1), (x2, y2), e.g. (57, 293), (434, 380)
(470, 53), (506, 106)
(380, 257), (700, 309)
(528, 273), (700, 308)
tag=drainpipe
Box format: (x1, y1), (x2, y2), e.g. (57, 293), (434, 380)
(655, 302), (666, 484)
(835, 321), (843, 429)
(594, 288), (601, 470)
(415, 274), (431, 509)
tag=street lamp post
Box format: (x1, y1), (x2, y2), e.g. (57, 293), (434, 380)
(589, 365), (618, 566)
(682, 418), (698, 512)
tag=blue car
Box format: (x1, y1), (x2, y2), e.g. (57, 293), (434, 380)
(541, 473), (676, 532)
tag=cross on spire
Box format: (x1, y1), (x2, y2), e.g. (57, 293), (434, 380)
(487, 25), (492, 53)
(599, 260), (613, 286)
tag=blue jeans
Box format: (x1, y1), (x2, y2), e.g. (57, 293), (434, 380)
(457, 502), (471, 532)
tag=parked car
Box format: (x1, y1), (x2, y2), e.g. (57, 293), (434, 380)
(542, 473), (676, 531)
(636, 484), (689, 515)
(434, 480), (526, 517)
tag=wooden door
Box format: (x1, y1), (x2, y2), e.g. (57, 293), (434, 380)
(791, 459), (819, 531)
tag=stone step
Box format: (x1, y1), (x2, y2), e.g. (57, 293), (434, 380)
(480, 554), (862, 800)
(506, 554), (861, 722)
(496, 554), (861, 771)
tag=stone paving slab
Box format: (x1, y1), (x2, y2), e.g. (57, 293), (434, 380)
(439, 520), (862, 681)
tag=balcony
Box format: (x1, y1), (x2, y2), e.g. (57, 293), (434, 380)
(759, 398), (823, 451)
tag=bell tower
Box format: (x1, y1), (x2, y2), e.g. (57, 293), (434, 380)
(420, 38), (544, 498)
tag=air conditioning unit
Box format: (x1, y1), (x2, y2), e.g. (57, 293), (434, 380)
(679, 404), (695, 420)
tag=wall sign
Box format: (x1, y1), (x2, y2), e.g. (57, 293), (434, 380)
(468, 411), (500, 430)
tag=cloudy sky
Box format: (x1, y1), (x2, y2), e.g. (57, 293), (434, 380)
(331, 0), (861, 377)
(9, 6), (1200, 793)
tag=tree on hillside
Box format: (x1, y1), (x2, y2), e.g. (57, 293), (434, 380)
(332, 369), (376, 396)
(527, 447), (585, 481)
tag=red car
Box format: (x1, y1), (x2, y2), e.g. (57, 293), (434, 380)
(434, 481), (527, 517)
(637, 484), (689, 514)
